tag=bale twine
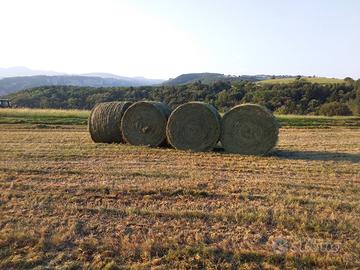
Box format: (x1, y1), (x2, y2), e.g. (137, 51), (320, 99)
(220, 104), (279, 155)
(166, 102), (221, 151)
(88, 101), (132, 143)
(121, 101), (171, 147)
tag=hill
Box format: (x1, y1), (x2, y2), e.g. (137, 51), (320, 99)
(259, 77), (344, 85)
(163, 73), (269, 85)
(164, 73), (225, 85)
(0, 75), (163, 96)
(81, 72), (164, 85)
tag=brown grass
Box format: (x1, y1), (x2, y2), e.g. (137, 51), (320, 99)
(0, 124), (359, 269)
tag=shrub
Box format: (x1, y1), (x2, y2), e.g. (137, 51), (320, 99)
(319, 102), (352, 116)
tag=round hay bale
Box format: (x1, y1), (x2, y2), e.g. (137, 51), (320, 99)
(88, 101), (132, 143)
(166, 102), (221, 152)
(121, 101), (171, 147)
(220, 104), (279, 155)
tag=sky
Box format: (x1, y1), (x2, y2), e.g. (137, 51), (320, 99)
(0, 0), (359, 79)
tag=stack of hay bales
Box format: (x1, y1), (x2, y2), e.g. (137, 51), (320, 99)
(166, 102), (221, 152)
(88, 101), (278, 156)
(88, 101), (132, 143)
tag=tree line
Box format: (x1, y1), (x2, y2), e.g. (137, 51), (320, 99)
(6, 78), (360, 115)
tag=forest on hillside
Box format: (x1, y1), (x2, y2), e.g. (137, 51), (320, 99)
(5, 78), (360, 116)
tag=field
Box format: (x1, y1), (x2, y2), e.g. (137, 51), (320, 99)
(258, 77), (344, 85)
(0, 109), (360, 269)
(0, 108), (89, 125)
(1, 108), (360, 128)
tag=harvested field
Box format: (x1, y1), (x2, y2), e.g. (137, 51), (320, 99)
(0, 123), (360, 269)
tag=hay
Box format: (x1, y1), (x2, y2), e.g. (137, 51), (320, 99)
(121, 101), (171, 147)
(88, 101), (132, 143)
(166, 102), (221, 151)
(220, 104), (279, 155)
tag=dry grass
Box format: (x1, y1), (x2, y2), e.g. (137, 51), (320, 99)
(0, 124), (359, 269)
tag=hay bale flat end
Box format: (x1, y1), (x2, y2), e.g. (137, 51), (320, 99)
(121, 101), (171, 147)
(221, 104), (279, 155)
(167, 102), (221, 152)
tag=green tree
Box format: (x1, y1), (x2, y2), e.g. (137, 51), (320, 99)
(319, 102), (352, 116)
(344, 77), (354, 83)
(356, 80), (360, 114)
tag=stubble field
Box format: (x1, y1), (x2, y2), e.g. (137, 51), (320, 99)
(0, 112), (359, 269)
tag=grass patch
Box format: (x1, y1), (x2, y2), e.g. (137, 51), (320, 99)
(0, 108), (89, 125)
(1, 108), (359, 127)
(259, 77), (344, 85)
(276, 114), (360, 127)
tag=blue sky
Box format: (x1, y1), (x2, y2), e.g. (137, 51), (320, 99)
(1, 0), (359, 79)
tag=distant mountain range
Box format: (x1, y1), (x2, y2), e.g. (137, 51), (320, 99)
(0, 75), (165, 96)
(0, 67), (165, 96)
(0, 67), (304, 96)
(0, 67), (164, 82)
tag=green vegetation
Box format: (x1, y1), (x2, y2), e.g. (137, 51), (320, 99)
(165, 72), (226, 85)
(259, 77), (344, 85)
(1, 108), (359, 127)
(319, 101), (353, 116)
(164, 72), (266, 85)
(277, 114), (360, 128)
(0, 108), (89, 125)
(4, 78), (359, 116)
